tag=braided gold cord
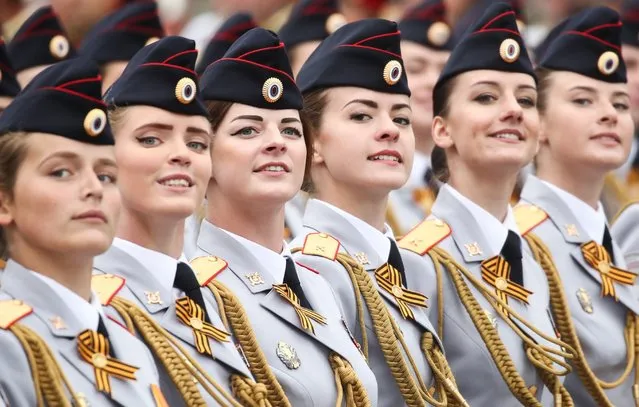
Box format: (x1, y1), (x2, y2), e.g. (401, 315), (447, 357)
(528, 346), (573, 407)
(526, 232), (639, 405)
(230, 375), (269, 407)
(10, 324), (81, 407)
(329, 352), (372, 407)
(429, 247), (550, 406)
(109, 296), (241, 407)
(206, 281), (290, 407)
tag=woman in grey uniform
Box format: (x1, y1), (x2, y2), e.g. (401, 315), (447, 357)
(191, 27), (378, 406)
(397, 3), (575, 405)
(92, 35), (281, 406)
(515, 7), (639, 406)
(0, 57), (165, 406)
(290, 17), (465, 407)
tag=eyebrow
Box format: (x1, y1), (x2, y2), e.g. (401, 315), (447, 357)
(96, 158), (118, 168)
(39, 151), (81, 167)
(472, 81), (536, 91)
(343, 99), (411, 111)
(134, 122), (210, 136)
(568, 85), (596, 93)
(281, 117), (301, 124)
(613, 91), (630, 98)
(231, 115), (263, 122)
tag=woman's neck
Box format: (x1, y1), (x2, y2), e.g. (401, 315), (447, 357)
(206, 194), (285, 253)
(116, 207), (185, 259)
(10, 240), (94, 301)
(448, 163), (516, 222)
(414, 128), (434, 156)
(315, 179), (388, 232)
(536, 160), (604, 209)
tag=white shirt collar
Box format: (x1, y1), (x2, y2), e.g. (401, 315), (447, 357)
(31, 271), (104, 331)
(316, 199), (395, 262)
(541, 181), (607, 244)
(407, 151), (431, 189)
(220, 229), (288, 284)
(444, 184), (520, 255)
(113, 237), (180, 295)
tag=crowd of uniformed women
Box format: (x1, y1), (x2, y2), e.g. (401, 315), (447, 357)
(0, 0), (638, 405)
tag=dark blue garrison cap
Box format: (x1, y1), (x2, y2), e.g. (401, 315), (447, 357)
(399, 0), (454, 51)
(279, 0), (347, 50)
(0, 41), (20, 98)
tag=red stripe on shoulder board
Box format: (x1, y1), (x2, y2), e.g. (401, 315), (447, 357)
(296, 261), (320, 274)
(107, 315), (133, 334)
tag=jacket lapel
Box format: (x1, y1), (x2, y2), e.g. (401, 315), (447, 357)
(522, 177), (639, 315)
(197, 220), (345, 356)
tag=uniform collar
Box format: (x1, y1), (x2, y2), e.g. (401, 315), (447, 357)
(540, 180), (606, 244)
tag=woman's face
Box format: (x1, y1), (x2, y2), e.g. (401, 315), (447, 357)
(312, 87), (414, 198)
(539, 70), (634, 174)
(114, 105), (212, 222)
(208, 103), (306, 208)
(433, 69), (539, 177)
(0, 133), (120, 257)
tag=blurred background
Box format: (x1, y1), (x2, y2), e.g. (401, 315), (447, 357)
(0, 0), (627, 52)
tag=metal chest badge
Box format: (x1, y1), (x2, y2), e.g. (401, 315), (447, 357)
(576, 288), (593, 314)
(276, 341), (301, 369)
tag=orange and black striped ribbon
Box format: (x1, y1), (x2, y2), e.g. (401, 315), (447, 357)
(481, 255), (533, 316)
(175, 297), (230, 355)
(581, 241), (637, 299)
(375, 263), (428, 320)
(77, 329), (139, 395)
(272, 283), (327, 334)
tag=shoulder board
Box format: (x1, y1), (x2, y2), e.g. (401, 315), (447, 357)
(513, 204), (548, 236)
(301, 232), (340, 260)
(92, 274), (126, 306)
(0, 300), (33, 329)
(190, 256), (228, 286)
(398, 219), (451, 255)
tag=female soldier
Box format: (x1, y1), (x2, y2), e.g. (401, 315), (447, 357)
(516, 7), (639, 406)
(291, 18), (465, 407)
(80, 1), (164, 93)
(387, 0), (453, 235)
(7, 5), (76, 88)
(0, 40), (19, 113)
(92, 35), (282, 406)
(191, 27), (378, 406)
(0, 57), (165, 406)
(397, 3), (575, 405)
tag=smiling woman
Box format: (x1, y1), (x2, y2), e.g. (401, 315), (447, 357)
(191, 27), (378, 407)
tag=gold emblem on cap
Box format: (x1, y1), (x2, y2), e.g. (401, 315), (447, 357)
(427, 21), (450, 47)
(325, 13), (347, 34)
(262, 77), (283, 103)
(175, 77), (196, 104)
(49, 35), (70, 60)
(383, 60), (402, 86)
(145, 36), (160, 46)
(83, 109), (107, 137)
(597, 51), (619, 76)
(499, 38), (520, 63)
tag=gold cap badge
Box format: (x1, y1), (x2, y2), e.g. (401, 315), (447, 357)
(597, 51), (619, 76)
(383, 60), (402, 85)
(427, 21), (450, 47)
(49, 35), (70, 60)
(262, 77), (283, 103)
(499, 38), (520, 63)
(83, 109), (107, 137)
(175, 77), (196, 104)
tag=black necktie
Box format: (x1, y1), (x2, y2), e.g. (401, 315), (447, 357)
(603, 226), (616, 264)
(501, 231), (524, 286)
(423, 168), (434, 185)
(388, 238), (407, 287)
(173, 262), (211, 323)
(284, 257), (312, 309)
(97, 316), (116, 357)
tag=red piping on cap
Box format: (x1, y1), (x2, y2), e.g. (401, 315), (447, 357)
(584, 21), (622, 34)
(140, 62), (197, 75)
(238, 42), (285, 60)
(339, 44), (402, 58)
(409, 3), (445, 21)
(213, 22), (257, 42)
(163, 48), (198, 64)
(214, 57), (296, 83)
(113, 10), (160, 31)
(42, 86), (106, 105)
(471, 28), (520, 36)
(480, 10), (515, 31)
(563, 30), (620, 51)
(14, 30), (65, 42)
(58, 76), (101, 89)
(354, 30), (401, 46)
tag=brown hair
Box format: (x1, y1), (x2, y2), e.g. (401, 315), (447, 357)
(300, 89), (328, 193)
(0, 132), (33, 259)
(429, 78), (458, 188)
(205, 99), (315, 191)
(533, 67), (554, 115)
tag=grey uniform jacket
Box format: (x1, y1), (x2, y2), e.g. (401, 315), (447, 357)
(0, 260), (162, 407)
(400, 186), (562, 406)
(520, 176), (639, 406)
(611, 201), (639, 271)
(290, 199), (442, 407)
(191, 220), (379, 407)
(93, 244), (254, 406)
